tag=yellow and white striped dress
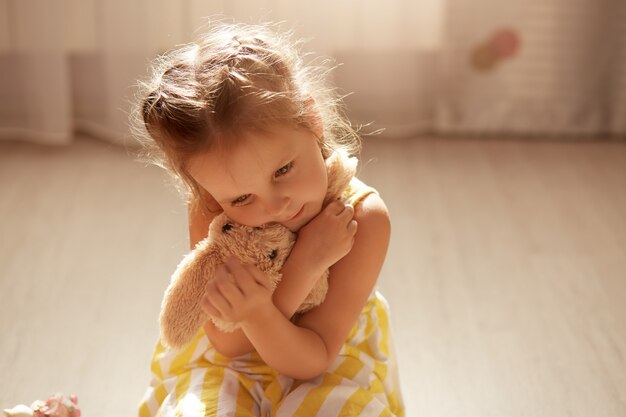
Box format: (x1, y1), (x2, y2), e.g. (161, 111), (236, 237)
(138, 178), (405, 417)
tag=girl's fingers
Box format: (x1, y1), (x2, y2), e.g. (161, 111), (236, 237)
(224, 256), (258, 292)
(206, 281), (233, 314)
(325, 200), (345, 215)
(340, 204), (355, 218)
(215, 263), (233, 283)
(230, 258), (272, 292)
(227, 261), (256, 296)
(221, 256), (273, 292)
(201, 294), (222, 318)
(206, 278), (239, 314)
(224, 257), (248, 278)
(216, 277), (244, 304)
(217, 261), (246, 293)
(245, 264), (273, 290)
(235, 268), (259, 294)
(347, 219), (358, 234)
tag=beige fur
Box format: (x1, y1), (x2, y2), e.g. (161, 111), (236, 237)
(159, 150), (358, 349)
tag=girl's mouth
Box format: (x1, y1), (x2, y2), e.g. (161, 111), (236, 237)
(288, 205), (304, 221)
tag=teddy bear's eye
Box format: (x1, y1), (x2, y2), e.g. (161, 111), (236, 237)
(222, 223), (233, 233)
(268, 249), (278, 260)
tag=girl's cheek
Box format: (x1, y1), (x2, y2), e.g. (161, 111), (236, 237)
(222, 207), (242, 222)
(226, 208), (264, 228)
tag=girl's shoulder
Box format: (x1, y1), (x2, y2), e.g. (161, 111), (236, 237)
(343, 177), (389, 225)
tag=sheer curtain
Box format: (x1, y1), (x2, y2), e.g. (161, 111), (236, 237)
(437, 0), (626, 136)
(0, 0), (624, 147)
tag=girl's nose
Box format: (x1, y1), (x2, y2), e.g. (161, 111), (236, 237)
(265, 194), (290, 218)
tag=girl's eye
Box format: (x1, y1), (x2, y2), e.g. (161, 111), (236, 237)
(231, 194), (251, 206)
(275, 161), (294, 177)
(230, 162), (293, 207)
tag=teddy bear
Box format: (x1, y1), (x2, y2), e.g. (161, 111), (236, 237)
(159, 150), (358, 349)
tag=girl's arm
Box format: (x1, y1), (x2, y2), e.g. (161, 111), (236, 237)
(202, 242), (330, 356)
(190, 199), (342, 357)
(239, 193), (390, 379)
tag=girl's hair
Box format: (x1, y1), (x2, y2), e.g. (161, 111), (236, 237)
(131, 21), (360, 213)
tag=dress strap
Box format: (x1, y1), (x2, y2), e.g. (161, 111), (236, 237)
(343, 177), (378, 208)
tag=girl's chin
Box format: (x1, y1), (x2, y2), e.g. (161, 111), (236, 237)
(283, 215), (308, 232)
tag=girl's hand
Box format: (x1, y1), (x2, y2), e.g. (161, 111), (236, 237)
(201, 256), (274, 325)
(297, 200), (358, 270)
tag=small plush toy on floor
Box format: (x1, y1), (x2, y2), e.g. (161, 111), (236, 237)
(159, 150), (358, 349)
(3, 394), (80, 417)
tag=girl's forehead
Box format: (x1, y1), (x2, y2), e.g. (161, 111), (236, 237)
(217, 126), (298, 168)
(188, 125), (312, 198)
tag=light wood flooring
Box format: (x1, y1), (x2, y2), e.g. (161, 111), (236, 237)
(0, 135), (625, 416)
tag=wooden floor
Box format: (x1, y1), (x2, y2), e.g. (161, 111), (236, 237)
(0, 135), (625, 416)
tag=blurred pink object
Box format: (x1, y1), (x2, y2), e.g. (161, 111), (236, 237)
(3, 394), (80, 417)
(32, 394), (80, 417)
(470, 27), (522, 72)
(489, 28), (521, 58)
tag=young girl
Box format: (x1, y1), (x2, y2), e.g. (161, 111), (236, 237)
(134, 22), (404, 417)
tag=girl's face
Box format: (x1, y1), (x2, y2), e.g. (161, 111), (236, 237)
(188, 124), (328, 232)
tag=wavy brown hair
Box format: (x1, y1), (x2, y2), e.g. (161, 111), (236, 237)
(131, 22), (360, 213)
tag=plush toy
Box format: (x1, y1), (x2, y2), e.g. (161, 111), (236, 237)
(159, 150), (358, 349)
(3, 394), (80, 417)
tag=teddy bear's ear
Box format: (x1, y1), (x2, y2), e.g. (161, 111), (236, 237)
(222, 223), (233, 233)
(323, 149), (358, 205)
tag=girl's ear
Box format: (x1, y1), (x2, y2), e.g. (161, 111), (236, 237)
(304, 97), (324, 139)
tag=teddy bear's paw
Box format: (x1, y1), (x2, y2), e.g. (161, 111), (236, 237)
(211, 316), (240, 333)
(296, 270), (330, 314)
